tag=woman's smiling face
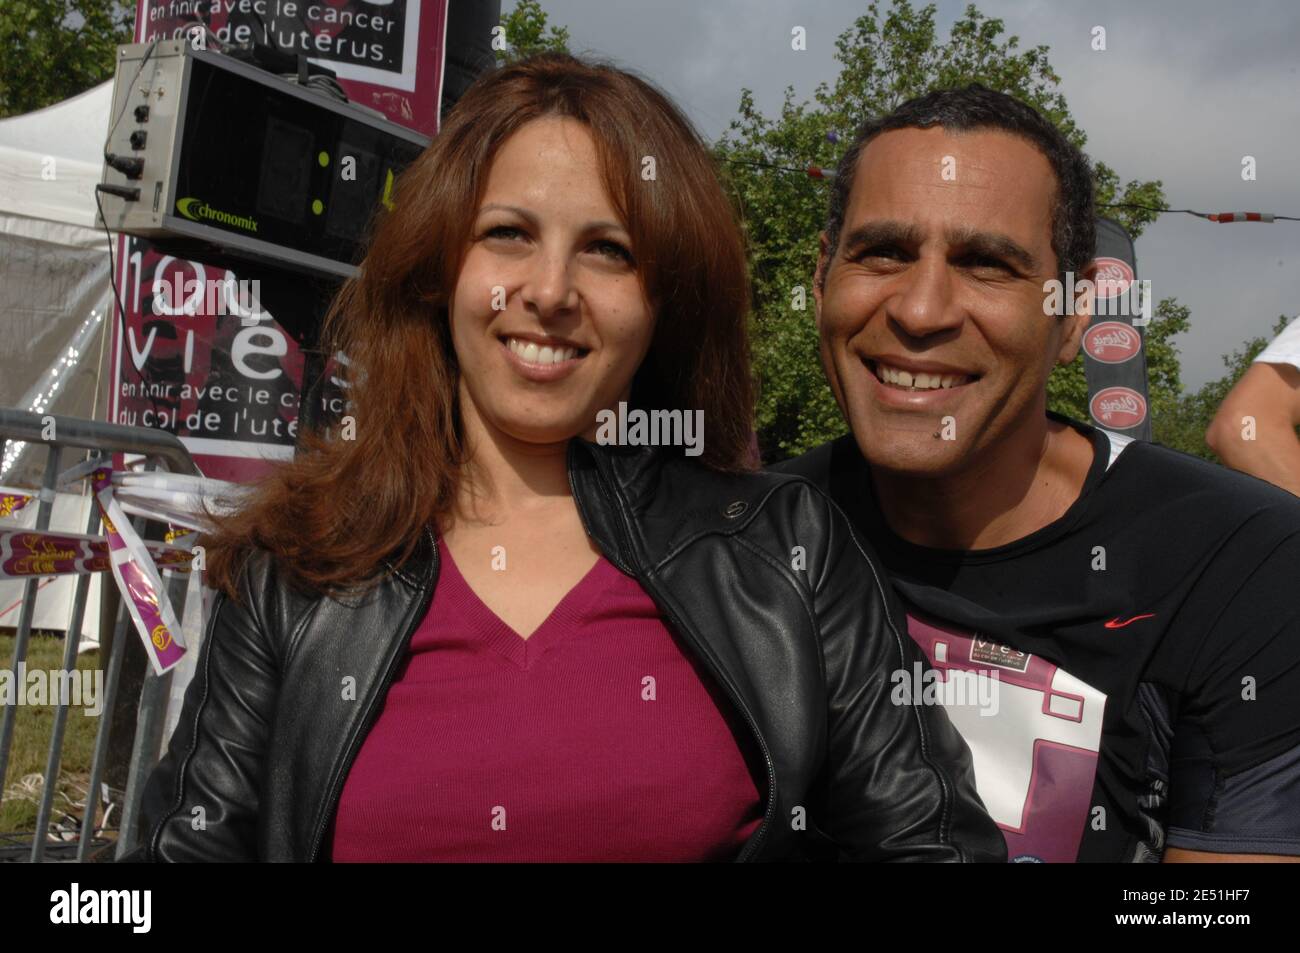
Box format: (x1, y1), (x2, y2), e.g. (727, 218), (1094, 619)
(449, 116), (656, 449)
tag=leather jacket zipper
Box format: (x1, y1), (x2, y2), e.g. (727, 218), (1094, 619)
(307, 531), (440, 862)
(569, 445), (777, 862)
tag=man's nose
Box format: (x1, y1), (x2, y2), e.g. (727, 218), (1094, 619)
(886, 254), (962, 339)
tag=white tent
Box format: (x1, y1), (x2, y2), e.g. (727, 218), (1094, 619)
(0, 83), (116, 642)
(0, 81), (114, 241)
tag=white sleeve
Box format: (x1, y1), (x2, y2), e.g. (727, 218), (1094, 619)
(1254, 315), (1300, 370)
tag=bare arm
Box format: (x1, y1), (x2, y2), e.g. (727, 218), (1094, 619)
(1206, 362), (1300, 497)
(1166, 848), (1300, 863)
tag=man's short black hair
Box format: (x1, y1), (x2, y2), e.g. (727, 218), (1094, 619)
(822, 83), (1096, 287)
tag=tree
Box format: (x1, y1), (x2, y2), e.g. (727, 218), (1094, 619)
(714, 0), (1172, 459)
(461, 1), (1274, 467)
(496, 0), (571, 65)
(0, 0), (134, 119)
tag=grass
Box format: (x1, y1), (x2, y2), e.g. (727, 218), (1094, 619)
(0, 631), (105, 841)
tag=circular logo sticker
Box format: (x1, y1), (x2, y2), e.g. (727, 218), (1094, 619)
(1093, 257), (1134, 299)
(1090, 386), (1147, 429)
(1083, 321), (1142, 364)
(151, 625), (173, 652)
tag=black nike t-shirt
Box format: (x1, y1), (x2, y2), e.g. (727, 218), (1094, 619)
(778, 412), (1300, 862)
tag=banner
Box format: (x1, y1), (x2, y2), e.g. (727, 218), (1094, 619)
(1082, 217), (1153, 441)
(109, 1), (449, 481)
(135, 0), (450, 137)
(0, 525), (192, 579)
(107, 244), (310, 481)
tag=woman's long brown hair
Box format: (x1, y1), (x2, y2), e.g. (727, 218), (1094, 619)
(199, 53), (755, 603)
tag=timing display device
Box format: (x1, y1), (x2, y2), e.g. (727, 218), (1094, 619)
(98, 39), (430, 278)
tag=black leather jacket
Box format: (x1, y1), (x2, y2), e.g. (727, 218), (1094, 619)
(126, 439), (1005, 862)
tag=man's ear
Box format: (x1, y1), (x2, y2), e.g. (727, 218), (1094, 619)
(1057, 258), (1096, 364)
(813, 232), (830, 327)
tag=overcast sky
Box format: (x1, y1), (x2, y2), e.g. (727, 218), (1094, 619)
(504, 0), (1300, 391)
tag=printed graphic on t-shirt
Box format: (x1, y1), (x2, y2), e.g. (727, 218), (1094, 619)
(906, 611), (1107, 863)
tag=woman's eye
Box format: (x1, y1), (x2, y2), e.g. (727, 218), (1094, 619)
(590, 240), (634, 263)
(484, 225), (525, 241)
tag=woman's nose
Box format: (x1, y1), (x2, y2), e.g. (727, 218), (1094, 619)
(519, 250), (580, 317)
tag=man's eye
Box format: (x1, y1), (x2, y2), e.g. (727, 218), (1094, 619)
(859, 245), (905, 262)
(961, 254), (1009, 272)
(590, 240), (634, 263)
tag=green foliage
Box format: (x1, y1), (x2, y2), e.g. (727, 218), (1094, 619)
(496, 0), (571, 65)
(715, 0), (1171, 460)
(0, 0), (134, 119)
(2, 0), (1275, 470)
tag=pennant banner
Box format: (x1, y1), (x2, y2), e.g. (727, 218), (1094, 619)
(0, 520), (198, 677)
(89, 466), (186, 674)
(0, 490), (36, 518)
(3, 464), (245, 675)
(0, 527), (191, 579)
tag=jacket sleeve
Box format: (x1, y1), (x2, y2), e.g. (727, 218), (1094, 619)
(810, 489), (1006, 862)
(124, 551), (282, 861)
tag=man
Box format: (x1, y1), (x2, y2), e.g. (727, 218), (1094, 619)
(777, 84), (1300, 862)
(1207, 315), (1300, 496)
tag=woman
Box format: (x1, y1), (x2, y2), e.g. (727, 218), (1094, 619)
(130, 53), (1003, 862)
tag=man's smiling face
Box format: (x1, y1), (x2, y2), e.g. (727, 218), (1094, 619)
(814, 126), (1089, 478)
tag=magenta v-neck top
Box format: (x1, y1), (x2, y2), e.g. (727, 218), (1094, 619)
(328, 536), (765, 861)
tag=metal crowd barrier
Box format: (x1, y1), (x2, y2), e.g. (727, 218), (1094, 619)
(0, 408), (200, 862)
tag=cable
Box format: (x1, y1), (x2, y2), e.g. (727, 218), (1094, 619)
(93, 188), (172, 430)
(281, 72), (349, 103)
(1100, 202), (1298, 223)
(723, 157), (1300, 222)
(728, 157), (825, 177)
(102, 39), (158, 159)
(178, 20), (230, 53)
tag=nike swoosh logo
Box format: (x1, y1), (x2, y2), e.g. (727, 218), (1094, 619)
(1105, 613), (1156, 629)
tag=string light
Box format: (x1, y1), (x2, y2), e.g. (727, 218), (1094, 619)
(1, 309), (105, 480)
